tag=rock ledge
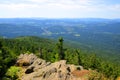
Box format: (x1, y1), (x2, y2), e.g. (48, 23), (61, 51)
(16, 53), (89, 80)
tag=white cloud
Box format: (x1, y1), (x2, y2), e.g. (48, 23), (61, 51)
(0, 0), (94, 10)
(109, 4), (120, 11)
(0, 0), (120, 18)
(0, 3), (38, 11)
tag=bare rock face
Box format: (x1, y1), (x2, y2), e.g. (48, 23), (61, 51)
(16, 54), (89, 80)
(16, 53), (38, 66)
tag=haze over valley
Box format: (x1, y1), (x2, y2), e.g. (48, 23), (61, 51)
(0, 0), (120, 80)
(0, 18), (120, 61)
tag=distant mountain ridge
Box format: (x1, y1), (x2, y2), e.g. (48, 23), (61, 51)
(0, 18), (120, 62)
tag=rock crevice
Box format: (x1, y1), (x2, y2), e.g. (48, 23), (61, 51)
(16, 53), (89, 80)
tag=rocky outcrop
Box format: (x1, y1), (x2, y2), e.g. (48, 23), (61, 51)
(16, 53), (38, 66)
(16, 53), (90, 80)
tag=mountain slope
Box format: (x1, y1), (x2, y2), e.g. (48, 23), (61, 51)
(1, 36), (120, 80)
(14, 54), (108, 80)
(0, 18), (120, 62)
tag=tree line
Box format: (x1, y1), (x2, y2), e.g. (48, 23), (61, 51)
(0, 36), (120, 80)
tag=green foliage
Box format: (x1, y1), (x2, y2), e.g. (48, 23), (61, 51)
(0, 40), (16, 79)
(0, 36), (120, 79)
(5, 66), (21, 80)
(56, 37), (64, 59)
(0, 36), (55, 55)
(54, 53), (60, 61)
(64, 49), (79, 65)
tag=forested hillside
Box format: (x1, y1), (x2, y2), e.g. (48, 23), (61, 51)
(0, 18), (120, 63)
(0, 36), (120, 80)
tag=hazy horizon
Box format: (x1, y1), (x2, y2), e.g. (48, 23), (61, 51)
(0, 17), (120, 19)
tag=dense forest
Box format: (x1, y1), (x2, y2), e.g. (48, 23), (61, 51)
(0, 18), (120, 64)
(0, 36), (120, 80)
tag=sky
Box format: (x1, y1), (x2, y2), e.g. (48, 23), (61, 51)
(0, 0), (120, 18)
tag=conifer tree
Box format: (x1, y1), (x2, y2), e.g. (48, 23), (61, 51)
(57, 37), (64, 59)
